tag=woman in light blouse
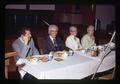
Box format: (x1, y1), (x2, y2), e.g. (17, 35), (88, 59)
(81, 25), (96, 49)
(65, 26), (82, 51)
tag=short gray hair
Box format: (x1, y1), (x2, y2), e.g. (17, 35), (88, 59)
(69, 26), (77, 32)
(48, 25), (58, 32)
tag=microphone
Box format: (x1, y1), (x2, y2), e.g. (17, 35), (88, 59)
(26, 37), (31, 57)
(27, 37), (31, 45)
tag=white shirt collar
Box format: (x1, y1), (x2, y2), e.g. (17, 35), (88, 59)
(49, 35), (54, 43)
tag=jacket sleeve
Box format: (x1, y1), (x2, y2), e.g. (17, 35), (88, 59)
(31, 38), (40, 55)
(58, 38), (65, 51)
(43, 38), (50, 54)
(12, 40), (30, 62)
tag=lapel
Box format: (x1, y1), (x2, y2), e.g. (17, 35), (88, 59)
(48, 36), (56, 49)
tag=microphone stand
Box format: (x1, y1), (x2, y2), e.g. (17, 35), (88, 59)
(91, 31), (116, 80)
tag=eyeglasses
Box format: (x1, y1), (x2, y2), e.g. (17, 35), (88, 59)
(51, 30), (58, 32)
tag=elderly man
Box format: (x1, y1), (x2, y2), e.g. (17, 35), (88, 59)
(44, 25), (65, 54)
(12, 26), (39, 79)
(81, 25), (96, 49)
(65, 26), (82, 51)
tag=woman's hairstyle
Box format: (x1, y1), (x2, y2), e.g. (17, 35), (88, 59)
(19, 26), (31, 36)
(69, 26), (77, 32)
(87, 25), (94, 30)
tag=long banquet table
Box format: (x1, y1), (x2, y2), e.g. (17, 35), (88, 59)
(20, 50), (115, 79)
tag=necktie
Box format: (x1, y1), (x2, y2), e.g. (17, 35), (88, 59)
(53, 39), (57, 48)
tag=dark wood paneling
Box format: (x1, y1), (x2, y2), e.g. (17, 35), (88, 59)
(5, 10), (55, 37)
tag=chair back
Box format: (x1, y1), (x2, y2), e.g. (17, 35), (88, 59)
(5, 52), (17, 79)
(36, 37), (44, 54)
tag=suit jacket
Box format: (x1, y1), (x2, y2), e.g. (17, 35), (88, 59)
(44, 36), (65, 54)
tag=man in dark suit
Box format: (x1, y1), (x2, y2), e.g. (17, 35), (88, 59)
(44, 25), (65, 54)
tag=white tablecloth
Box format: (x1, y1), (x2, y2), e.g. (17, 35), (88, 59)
(20, 51), (115, 79)
(75, 51), (115, 73)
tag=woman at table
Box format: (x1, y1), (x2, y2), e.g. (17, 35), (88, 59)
(43, 24), (65, 54)
(12, 26), (39, 79)
(65, 26), (82, 51)
(81, 25), (96, 49)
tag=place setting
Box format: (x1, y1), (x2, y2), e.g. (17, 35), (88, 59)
(24, 50), (70, 64)
(25, 55), (49, 64)
(49, 51), (69, 62)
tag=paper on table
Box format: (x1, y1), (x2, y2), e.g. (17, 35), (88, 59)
(16, 58), (25, 65)
(32, 54), (49, 58)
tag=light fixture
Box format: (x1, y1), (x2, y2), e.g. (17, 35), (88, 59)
(91, 4), (94, 11)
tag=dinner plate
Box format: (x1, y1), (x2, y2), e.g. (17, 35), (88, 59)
(40, 57), (49, 62)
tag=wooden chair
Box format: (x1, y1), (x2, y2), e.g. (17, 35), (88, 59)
(36, 37), (44, 54)
(5, 52), (16, 79)
(5, 39), (15, 52)
(98, 67), (115, 80)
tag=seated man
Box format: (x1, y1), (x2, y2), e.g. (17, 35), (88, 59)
(12, 26), (40, 79)
(65, 26), (82, 51)
(81, 25), (96, 49)
(43, 25), (65, 54)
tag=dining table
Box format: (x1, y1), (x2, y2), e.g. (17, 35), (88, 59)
(19, 49), (115, 79)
